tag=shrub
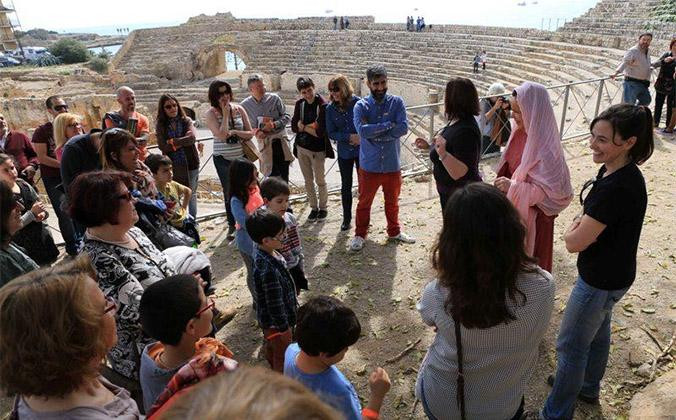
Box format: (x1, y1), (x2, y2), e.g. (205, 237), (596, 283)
(33, 55), (61, 67)
(87, 57), (109, 74)
(49, 39), (90, 64)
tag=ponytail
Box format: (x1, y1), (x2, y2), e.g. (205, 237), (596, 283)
(590, 104), (654, 165)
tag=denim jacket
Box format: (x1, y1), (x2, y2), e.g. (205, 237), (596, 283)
(326, 95), (361, 160)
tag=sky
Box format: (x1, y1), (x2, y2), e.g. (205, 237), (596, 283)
(9, 0), (600, 34)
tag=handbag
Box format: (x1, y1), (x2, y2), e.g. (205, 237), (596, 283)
(151, 222), (196, 250)
(228, 107), (259, 162)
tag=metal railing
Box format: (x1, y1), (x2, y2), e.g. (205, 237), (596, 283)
(48, 75), (628, 243)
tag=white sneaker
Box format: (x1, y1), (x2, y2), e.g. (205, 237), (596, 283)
(350, 236), (365, 252)
(388, 232), (416, 244)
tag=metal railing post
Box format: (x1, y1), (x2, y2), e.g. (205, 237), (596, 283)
(559, 85), (570, 138)
(594, 79), (604, 118)
(428, 90), (439, 141)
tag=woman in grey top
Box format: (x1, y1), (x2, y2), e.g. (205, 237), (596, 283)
(0, 256), (140, 419)
(416, 183), (554, 420)
(206, 80), (254, 239)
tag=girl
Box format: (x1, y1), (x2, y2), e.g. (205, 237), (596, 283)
(0, 153), (58, 265)
(228, 158), (264, 307)
(542, 104), (654, 419)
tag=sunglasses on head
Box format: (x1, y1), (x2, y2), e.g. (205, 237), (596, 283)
(53, 104), (69, 111)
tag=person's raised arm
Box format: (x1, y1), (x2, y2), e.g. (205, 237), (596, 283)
(206, 108), (231, 139)
(435, 134), (469, 180)
(231, 106), (254, 140)
(362, 367), (391, 420)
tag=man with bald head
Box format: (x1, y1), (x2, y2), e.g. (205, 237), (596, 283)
(103, 86), (151, 160)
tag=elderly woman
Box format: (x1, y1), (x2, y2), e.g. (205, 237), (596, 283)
(0, 255), (140, 418)
(53, 112), (84, 161)
(479, 82), (512, 155)
(416, 182), (554, 420)
(414, 78), (482, 210)
(325, 74), (361, 231)
(101, 128), (158, 198)
(494, 82), (573, 272)
(68, 170), (175, 388)
(205, 80), (255, 239)
(156, 93), (200, 217)
(0, 153), (58, 265)
(0, 181), (38, 286)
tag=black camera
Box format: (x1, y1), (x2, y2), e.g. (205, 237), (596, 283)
(226, 135), (239, 145)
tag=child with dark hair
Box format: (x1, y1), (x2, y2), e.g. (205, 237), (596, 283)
(145, 154), (200, 243)
(260, 176), (308, 292)
(246, 208), (297, 372)
(284, 296), (391, 420)
(139, 274), (236, 412)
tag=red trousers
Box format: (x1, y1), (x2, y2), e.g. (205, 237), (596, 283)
(263, 328), (292, 372)
(534, 208), (556, 273)
(355, 169), (402, 238)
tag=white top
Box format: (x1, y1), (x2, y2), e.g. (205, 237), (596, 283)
(415, 267), (555, 419)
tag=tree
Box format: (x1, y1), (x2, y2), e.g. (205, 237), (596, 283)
(49, 39), (90, 64)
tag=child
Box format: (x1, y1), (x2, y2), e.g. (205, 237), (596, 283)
(542, 104), (654, 419)
(246, 208), (297, 372)
(145, 154), (200, 244)
(284, 296), (391, 420)
(260, 176), (308, 292)
(139, 274), (237, 413)
(229, 158), (264, 306)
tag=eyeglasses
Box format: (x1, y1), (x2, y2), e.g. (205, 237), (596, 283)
(164, 103), (178, 110)
(53, 104), (69, 111)
(195, 297), (216, 317)
(118, 191), (134, 201)
(103, 296), (117, 315)
(67, 122), (81, 129)
(329, 87), (340, 92)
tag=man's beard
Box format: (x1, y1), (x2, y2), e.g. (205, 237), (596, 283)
(370, 88), (387, 101)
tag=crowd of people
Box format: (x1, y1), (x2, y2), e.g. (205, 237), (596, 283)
(0, 30), (665, 418)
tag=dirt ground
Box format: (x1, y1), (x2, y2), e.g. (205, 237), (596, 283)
(197, 132), (675, 419)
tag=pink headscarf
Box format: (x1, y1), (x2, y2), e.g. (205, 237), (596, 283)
(497, 82), (573, 254)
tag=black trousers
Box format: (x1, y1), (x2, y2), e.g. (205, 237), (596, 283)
(337, 157), (359, 222)
(654, 90), (674, 127)
(269, 138), (290, 182)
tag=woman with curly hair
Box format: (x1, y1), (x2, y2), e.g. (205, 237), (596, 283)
(0, 255), (140, 418)
(415, 182), (555, 420)
(155, 94), (200, 217)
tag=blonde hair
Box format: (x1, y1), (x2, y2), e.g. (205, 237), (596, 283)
(52, 112), (81, 150)
(157, 366), (342, 420)
(328, 74), (354, 106)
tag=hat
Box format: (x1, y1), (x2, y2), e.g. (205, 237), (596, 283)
(487, 83), (506, 97)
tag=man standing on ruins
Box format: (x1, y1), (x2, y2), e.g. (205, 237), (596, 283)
(613, 33), (655, 106)
(241, 74), (294, 181)
(350, 65), (416, 252)
(103, 86), (151, 160)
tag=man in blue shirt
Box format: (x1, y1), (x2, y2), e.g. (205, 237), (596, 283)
(350, 65), (416, 251)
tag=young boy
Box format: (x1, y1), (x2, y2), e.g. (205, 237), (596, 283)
(246, 208), (298, 372)
(260, 176), (308, 293)
(145, 154), (199, 243)
(139, 274), (237, 413)
(284, 296), (391, 420)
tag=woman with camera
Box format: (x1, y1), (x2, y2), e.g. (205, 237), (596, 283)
(206, 81), (254, 240)
(156, 94), (200, 218)
(479, 83), (511, 156)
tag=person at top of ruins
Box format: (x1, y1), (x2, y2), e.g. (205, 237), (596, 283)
(291, 76), (330, 223)
(33, 96), (79, 256)
(612, 33), (656, 106)
(0, 113), (38, 186)
(494, 81), (573, 272)
(155, 93), (200, 218)
(103, 86), (151, 161)
(414, 78), (483, 210)
(350, 65), (415, 252)
(652, 38), (676, 131)
(240, 74), (293, 182)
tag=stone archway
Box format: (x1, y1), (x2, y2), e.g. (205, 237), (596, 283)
(191, 41), (250, 80)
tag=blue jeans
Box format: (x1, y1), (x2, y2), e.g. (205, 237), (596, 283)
(622, 80), (651, 106)
(188, 168), (199, 218)
(212, 155), (235, 228)
(542, 277), (629, 420)
(42, 175), (78, 255)
(337, 157), (359, 222)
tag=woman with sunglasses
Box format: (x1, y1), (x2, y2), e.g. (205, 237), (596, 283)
(206, 80), (255, 240)
(0, 181), (39, 286)
(0, 255), (141, 419)
(155, 94), (200, 218)
(414, 78), (483, 210)
(494, 82), (573, 272)
(542, 104), (654, 419)
(68, 170), (175, 400)
(53, 112), (85, 161)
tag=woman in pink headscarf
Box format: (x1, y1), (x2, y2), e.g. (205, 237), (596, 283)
(494, 82), (573, 272)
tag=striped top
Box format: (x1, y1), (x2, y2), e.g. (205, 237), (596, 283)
(209, 107), (245, 160)
(415, 267), (554, 419)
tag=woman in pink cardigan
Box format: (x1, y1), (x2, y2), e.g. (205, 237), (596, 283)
(494, 82), (573, 272)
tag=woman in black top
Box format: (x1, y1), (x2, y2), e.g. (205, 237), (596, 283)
(542, 104), (654, 419)
(653, 38), (676, 130)
(415, 78), (482, 210)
